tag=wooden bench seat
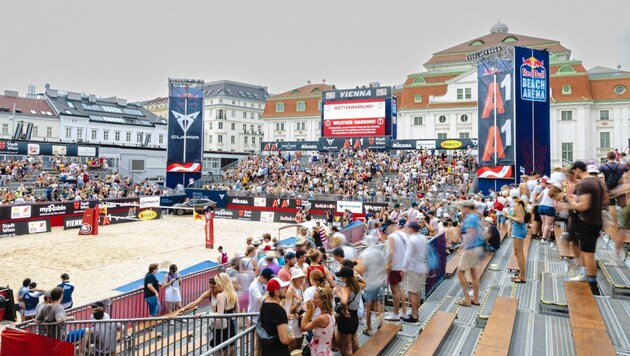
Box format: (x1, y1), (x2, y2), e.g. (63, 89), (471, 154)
(445, 250), (461, 277)
(353, 323), (401, 356)
(474, 296), (519, 356)
(466, 251), (495, 283)
(564, 281), (615, 356)
(407, 311), (457, 356)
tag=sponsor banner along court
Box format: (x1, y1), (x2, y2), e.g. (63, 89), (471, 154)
(0, 219), (51, 238)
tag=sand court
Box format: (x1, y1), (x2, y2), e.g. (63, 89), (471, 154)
(0, 215), (288, 307)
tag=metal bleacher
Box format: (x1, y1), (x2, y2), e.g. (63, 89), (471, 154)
(363, 222), (630, 356)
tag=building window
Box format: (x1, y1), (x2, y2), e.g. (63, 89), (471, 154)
(465, 88), (472, 99)
(103, 130), (109, 140)
(560, 110), (573, 121)
(257, 113), (261, 119)
(414, 94), (422, 103)
(457, 89), (464, 100)
(46, 127), (52, 138)
(92, 129), (98, 140)
(218, 109), (225, 120)
(208, 135), (212, 144)
(252, 137), (256, 145)
(209, 122), (213, 130)
(438, 115), (447, 124)
(76, 128), (83, 140)
(460, 114), (469, 123)
(413, 116), (423, 125)
(159, 134), (164, 144)
(137, 132), (143, 142)
(600, 132), (611, 149)
(231, 110), (235, 118)
(276, 102), (285, 112)
(459, 132), (470, 139)
(231, 123), (235, 130)
(250, 125), (254, 133)
(219, 99), (223, 104)
(318, 100), (322, 111)
(32, 126), (38, 137)
(65, 127), (72, 139)
(562, 85), (572, 95)
(218, 134), (223, 143)
(275, 122), (285, 131)
(296, 101), (306, 111)
(243, 111), (247, 119)
(244, 137), (248, 144)
(258, 125), (262, 134)
(250, 112), (254, 119)
(231, 135), (235, 144)
(125, 132), (131, 142)
(561, 142), (573, 163)
(614, 85), (627, 95)
(600, 110), (610, 120)
(1, 124), (7, 135)
(218, 122), (223, 130)
(115, 131), (120, 141)
(437, 133), (447, 139)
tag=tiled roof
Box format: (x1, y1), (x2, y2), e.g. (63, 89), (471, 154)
(204, 80), (269, 102)
(273, 83), (334, 99)
(0, 95), (57, 118)
(137, 97), (168, 106)
(589, 78), (630, 101)
(397, 85), (448, 110)
(262, 83), (333, 118)
(550, 75), (593, 102)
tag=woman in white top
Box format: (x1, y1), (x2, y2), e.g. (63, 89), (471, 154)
(538, 182), (562, 244)
(285, 268), (306, 352)
(163, 264), (182, 318)
(239, 246), (258, 276)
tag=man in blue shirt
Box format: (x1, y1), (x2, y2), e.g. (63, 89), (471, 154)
(456, 201), (485, 307)
(58, 273), (75, 309)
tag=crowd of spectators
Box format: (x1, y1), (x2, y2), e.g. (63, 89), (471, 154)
(206, 148), (477, 201)
(0, 155), (164, 205)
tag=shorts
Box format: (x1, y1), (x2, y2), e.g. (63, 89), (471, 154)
(145, 296), (159, 317)
(568, 211), (580, 244)
(337, 309), (359, 334)
(363, 286), (383, 302)
(603, 207), (627, 229)
(576, 220), (602, 253)
(65, 329), (85, 343)
(512, 221), (527, 239)
(388, 271), (403, 285)
(497, 215), (507, 224)
(459, 246), (484, 272)
(533, 207), (542, 223)
(406, 271), (426, 296)
(538, 205), (556, 217)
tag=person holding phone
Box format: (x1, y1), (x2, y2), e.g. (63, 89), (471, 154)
(164, 264), (183, 324)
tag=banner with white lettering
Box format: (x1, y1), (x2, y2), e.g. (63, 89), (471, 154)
(166, 79), (204, 188)
(514, 46), (551, 176)
(477, 59), (514, 166)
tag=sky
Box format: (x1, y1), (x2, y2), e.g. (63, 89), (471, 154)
(2, 0), (630, 102)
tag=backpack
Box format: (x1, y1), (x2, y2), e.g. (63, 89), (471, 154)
(493, 200), (504, 211)
(604, 163), (624, 190)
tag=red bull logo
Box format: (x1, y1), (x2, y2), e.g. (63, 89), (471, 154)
(520, 55), (547, 102)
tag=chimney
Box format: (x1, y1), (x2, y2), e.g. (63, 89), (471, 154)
(88, 94), (97, 103)
(4, 90), (18, 97)
(46, 89), (58, 98)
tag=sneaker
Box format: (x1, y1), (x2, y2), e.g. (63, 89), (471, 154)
(569, 274), (588, 282)
(402, 316), (419, 324)
(540, 239), (549, 245)
(384, 313), (400, 321)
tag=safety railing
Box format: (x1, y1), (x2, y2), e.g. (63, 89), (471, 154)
(14, 264), (226, 329)
(13, 312), (258, 356)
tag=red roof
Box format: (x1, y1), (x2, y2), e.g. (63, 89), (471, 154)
(0, 95), (57, 118)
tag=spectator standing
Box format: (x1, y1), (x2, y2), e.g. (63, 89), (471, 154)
(599, 151), (629, 254)
(335, 266), (364, 356)
(384, 222), (406, 321)
(456, 201), (485, 306)
(58, 273), (75, 310)
(285, 268), (306, 352)
(402, 221), (428, 323)
(217, 246), (228, 264)
(507, 198), (528, 283)
(17, 278), (31, 322)
(259, 277), (293, 356)
(144, 263), (161, 317)
(278, 251), (296, 282)
(22, 282), (44, 321)
(357, 239), (386, 336)
(566, 161), (604, 294)
(210, 273), (239, 353)
(300, 286), (335, 356)
(248, 268), (274, 323)
(163, 264), (183, 325)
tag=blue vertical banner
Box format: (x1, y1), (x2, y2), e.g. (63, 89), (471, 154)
(166, 79), (204, 189)
(514, 47), (550, 177)
(477, 59), (514, 167)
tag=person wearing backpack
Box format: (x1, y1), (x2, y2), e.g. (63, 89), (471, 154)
(599, 151), (629, 255)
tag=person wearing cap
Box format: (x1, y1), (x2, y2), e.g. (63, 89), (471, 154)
(87, 303), (122, 356)
(277, 251), (296, 283)
(259, 277), (293, 355)
(57, 273), (75, 310)
(335, 266), (362, 355)
(538, 181), (563, 245)
(482, 217), (501, 252)
(247, 268), (274, 322)
(285, 268), (306, 351)
(388, 203), (402, 224)
(530, 176), (548, 239)
(455, 201), (484, 306)
(401, 220), (428, 324)
(566, 161), (604, 294)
